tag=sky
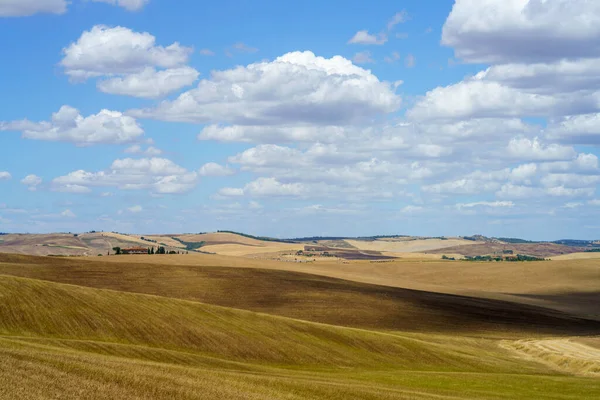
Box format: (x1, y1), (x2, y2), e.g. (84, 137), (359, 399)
(1, 0), (600, 240)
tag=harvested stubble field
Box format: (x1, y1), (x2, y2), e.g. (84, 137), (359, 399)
(345, 238), (478, 253)
(425, 242), (584, 258)
(0, 252), (599, 399)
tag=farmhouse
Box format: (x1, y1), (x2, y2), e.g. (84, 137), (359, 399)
(121, 247), (148, 255)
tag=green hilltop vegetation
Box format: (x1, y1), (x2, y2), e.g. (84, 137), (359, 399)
(170, 237), (206, 251)
(216, 230), (297, 243)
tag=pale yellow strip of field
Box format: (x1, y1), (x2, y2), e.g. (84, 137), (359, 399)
(142, 236), (186, 248)
(550, 252), (600, 260)
(201, 243), (305, 256)
(86, 232), (155, 247)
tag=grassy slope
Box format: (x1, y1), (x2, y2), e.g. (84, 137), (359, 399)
(1, 274), (545, 371)
(1, 254), (599, 336)
(1, 275), (600, 400)
(2, 339), (600, 400)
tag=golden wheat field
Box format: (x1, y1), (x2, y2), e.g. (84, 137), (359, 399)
(0, 247), (599, 399)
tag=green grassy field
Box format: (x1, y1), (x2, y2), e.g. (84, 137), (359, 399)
(0, 254), (599, 399)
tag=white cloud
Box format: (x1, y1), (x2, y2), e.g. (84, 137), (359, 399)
(248, 201), (262, 209)
(387, 11), (409, 31)
(231, 42), (258, 53)
(0, 0), (67, 17)
(243, 177), (306, 197)
(97, 67), (199, 98)
(348, 30), (387, 45)
(61, 209), (76, 218)
(510, 163), (537, 184)
(199, 124), (347, 144)
(61, 25), (192, 80)
(228, 144), (302, 168)
(423, 178), (501, 195)
(91, 0), (149, 12)
(1, 105), (144, 145)
(52, 158), (198, 194)
(198, 162), (235, 177)
(539, 153), (599, 174)
(563, 202), (583, 209)
(111, 158), (186, 175)
(0, 172), (11, 180)
(299, 204), (359, 215)
(21, 174), (42, 191)
(131, 51), (400, 126)
(442, 0), (600, 64)
(124, 144), (162, 156)
(546, 186), (595, 197)
(419, 118), (536, 143)
(124, 144), (142, 154)
(405, 54), (416, 68)
(546, 113), (600, 145)
(457, 201), (514, 209)
(408, 59), (600, 122)
(540, 174), (600, 189)
(220, 177), (318, 199)
(217, 187), (245, 197)
(407, 79), (568, 121)
(384, 51), (401, 64)
(220, 141), (444, 202)
(352, 51), (374, 64)
(483, 59), (600, 95)
(506, 137), (576, 161)
(199, 48), (215, 56)
(145, 146), (162, 156)
(496, 183), (541, 199)
(497, 183), (594, 199)
(128, 205), (143, 213)
(53, 184), (92, 194)
(401, 205), (424, 213)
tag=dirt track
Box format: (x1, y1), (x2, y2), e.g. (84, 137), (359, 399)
(503, 338), (600, 376)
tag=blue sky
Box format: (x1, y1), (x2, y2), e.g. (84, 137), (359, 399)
(1, 0), (600, 240)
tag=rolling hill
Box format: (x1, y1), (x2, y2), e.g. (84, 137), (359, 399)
(1, 273), (600, 399)
(1, 250), (600, 398)
(0, 254), (599, 336)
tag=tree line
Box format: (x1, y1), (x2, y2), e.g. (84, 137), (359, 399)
(111, 246), (188, 255)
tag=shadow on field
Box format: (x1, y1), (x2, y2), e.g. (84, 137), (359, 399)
(1, 253), (600, 336)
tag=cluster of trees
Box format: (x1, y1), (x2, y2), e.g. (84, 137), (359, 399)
(441, 254), (546, 262)
(495, 237), (538, 244)
(463, 254), (545, 262)
(217, 230), (295, 244)
(289, 234), (413, 242)
(152, 247), (166, 254)
(507, 254), (545, 262)
(111, 246), (186, 255)
(170, 237), (206, 251)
